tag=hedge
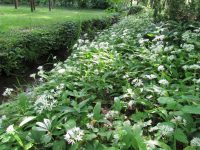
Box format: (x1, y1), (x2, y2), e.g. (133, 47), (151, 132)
(0, 14), (120, 75)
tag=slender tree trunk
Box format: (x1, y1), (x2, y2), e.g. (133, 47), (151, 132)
(53, 0), (56, 9)
(136, 0), (139, 5)
(30, 0), (34, 12)
(14, 0), (18, 9)
(33, 0), (36, 10)
(49, 0), (52, 11)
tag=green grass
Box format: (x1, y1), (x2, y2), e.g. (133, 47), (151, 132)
(0, 5), (109, 33)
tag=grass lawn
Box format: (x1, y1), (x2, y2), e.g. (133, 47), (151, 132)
(0, 5), (110, 34)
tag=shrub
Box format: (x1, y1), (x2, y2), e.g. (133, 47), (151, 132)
(0, 15), (120, 75)
(127, 5), (143, 15)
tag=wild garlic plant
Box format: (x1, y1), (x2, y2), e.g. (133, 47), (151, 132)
(0, 11), (200, 150)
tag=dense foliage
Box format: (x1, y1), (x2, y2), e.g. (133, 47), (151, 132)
(0, 14), (119, 75)
(0, 0), (110, 9)
(0, 9), (200, 149)
(139, 0), (200, 21)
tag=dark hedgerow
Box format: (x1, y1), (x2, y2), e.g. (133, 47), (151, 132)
(0, 14), (120, 75)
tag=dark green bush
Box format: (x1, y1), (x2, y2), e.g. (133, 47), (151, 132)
(0, 15), (119, 75)
(127, 5), (143, 16)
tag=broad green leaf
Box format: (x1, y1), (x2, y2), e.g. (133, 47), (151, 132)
(93, 102), (102, 120)
(174, 128), (188, 144)
(19, 116), (36, 127)
(25, 143), (33, 150)
(182, 106), (200, 114)
(158, 97), (175, 105)
(183, 146), (196, 150)
(53, 140), (66, 150)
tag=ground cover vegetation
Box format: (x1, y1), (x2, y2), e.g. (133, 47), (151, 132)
(0, 0), (200, 149)
(0, 3), (200, 149)
(0, 6), (118, 75)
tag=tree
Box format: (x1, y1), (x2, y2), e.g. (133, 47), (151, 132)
(49, 0), (52, 11)
(14, 0), (18, 9)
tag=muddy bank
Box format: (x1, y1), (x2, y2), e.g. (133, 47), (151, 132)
(0, 49), (68, 103)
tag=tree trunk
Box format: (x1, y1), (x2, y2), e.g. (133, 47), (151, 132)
(49, 0), (52, 11)
(33, 0), (36, 10)
(130, 0), (133, 6)
(136, 0), (139, 5)
(14, 0), (18, 9)
(30, 0), (34, 12)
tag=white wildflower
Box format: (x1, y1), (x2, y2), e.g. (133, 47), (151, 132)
(146, 95), (153, 99)
(87, 113), (94, 119)
(182, 43), (194, 52)
(2, 88), (14, 97)
(30, 73), (36, 79)
(159, 79), (169, 85)
(153, 35), (165, 41)
(128, 100), (135, 109)
(64, 127), (84, 145)
(37, 66), (43, 70)
(34, 93), (57, 114)
(146, 140), (157, 150)
(189, 64), (200, 70)
(132, 78), (144, 87)
(6, 124), (15, 134)
(144, 74), (157, 80)
(0, 115), (6, 128)
(86, 123), (94, 129)
(105, 111), (119, 120)
(191, 137), (200, 147)
(157, 65), (165, 71)
(126, 88), (135, 98)
(58, 69), (66, 74)
(150, 124), (174, 137)
(193, 79), (200, 84)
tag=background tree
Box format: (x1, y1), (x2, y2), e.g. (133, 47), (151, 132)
(14, 0), (18, 9)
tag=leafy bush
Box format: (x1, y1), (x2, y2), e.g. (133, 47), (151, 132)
(0, 15), (119, 75)
(0, 10), (200, 150)
(127, 5), (143, 15)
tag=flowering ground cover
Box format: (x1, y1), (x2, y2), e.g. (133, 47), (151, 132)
(0, 10), (200, 150)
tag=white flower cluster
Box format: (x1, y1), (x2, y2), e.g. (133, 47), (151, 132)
(6, 124), (15, 134)
(0, 115), (6, 128)
(159, 79), (169, 85)
(182, 43), (195, 52)
(157, 65), (165, 71)
(105, 110), (119, 120)
(182, 64), (200, 70)
(143, 74), (157, 80)
(2, 88), (14, 97)
(190, 137), (200, 147)
(132, 78), (144, 87)
(150, 123), (174, 137)
(64, 127), (84, 144)
(34, 93), (57, 114)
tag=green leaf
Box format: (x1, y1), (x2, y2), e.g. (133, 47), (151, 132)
(64, 119), (76, 130)
(53, 140), (66, 150)
(174, 128), (188, 144)
(41, 134), (51, 144)
(25, 143), (33, 150)
(158, 97), (175, 105)
(93, 102), (102, 120)
(183, 146), (196, 150)
(182, 106), (200, 114)
(19, 116), (36, 127)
